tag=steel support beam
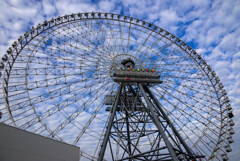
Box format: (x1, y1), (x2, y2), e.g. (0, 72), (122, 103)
(144, 86), (194, 159)
(138, 83), (178, 161)
(116, 147), (169, 161)
(124, 86), (132, 158)
(98, 84), (123, 161)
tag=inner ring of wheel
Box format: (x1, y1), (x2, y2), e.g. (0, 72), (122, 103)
(110, 54), (143, 79)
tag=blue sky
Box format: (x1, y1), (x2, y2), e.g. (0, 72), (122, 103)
(0, 0), (239, 160)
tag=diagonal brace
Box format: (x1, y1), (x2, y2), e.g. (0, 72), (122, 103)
(138, 83), (178, 161)
(98, 84), (123, 161)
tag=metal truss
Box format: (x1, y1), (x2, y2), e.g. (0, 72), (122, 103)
(98, 83), (206, 161)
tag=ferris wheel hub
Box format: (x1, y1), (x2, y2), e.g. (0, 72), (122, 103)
(111, 54), (162, 84)
(121, 58), (135, 68)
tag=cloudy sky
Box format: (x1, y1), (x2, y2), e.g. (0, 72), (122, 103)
(0, 0), (239, 160)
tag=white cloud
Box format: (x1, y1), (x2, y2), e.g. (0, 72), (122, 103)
(98, 1), (115, 12)
(160, 10), (183, 24)
(0, 0), (240, 160)
(232, 59), (240, 71)
(55, 1), (97, 15)
(42, 0), (57, 16)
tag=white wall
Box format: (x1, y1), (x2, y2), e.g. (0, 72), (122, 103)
(0, 123), (79, 161)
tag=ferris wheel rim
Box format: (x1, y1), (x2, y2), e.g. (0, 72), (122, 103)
(0, 12), (234, 160)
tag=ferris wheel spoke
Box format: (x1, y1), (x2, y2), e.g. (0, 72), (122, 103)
(48, 27), (109, 63)
(22, 76), (79, 91)
(127, 26), (148, 55)
(7, 73), (91, 91)
(10, 74), (109, 114)
(118, 20), (125, 55)
(19, 78), (112, 131)
(35, 35), (96, 60)
(159, 76), (216, 106)
(155, 58), (197, 68)
(9, 63), (110, 81)
(160, 72), (205, 81)
(44, 80), (114, 138)
(150, 98), (209, 155)
(46, 77), (112, 118)
(88, 19), (119, 57)
(151, 87), (220, 141)
(8, 80), (81, 110)
(6, 74), (104, 93)
(154, 96), (217, 156)
(126, 21), (132, 55)
(12, 85), (94, 125)
(133, 31), (154, 57)
(151, 86), (214, 130)
(68, 44), (114, 66)
(20, 25), (79, 65)
(138, 39), (173, 60)
(135, 31), (165, 56)
(160, 85), (221, 122)
(161, 77), (216, 104)
(62, 21), (117, 60)
(73, 84), (117, 145)
(105, 19), (123, 55)
(71, 81), (117, 123)
(39, 39), (110, 66)
(156, 86), (220, 130)
(17, 50), (89, 66)
(158, 63), (200, 74)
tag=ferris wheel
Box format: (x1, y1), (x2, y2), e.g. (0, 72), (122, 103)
(0, 12), (235, 160)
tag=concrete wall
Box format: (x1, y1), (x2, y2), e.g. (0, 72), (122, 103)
(0, 123), (80, 161)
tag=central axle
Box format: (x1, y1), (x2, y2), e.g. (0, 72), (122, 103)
(112, 58), (162, 84)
